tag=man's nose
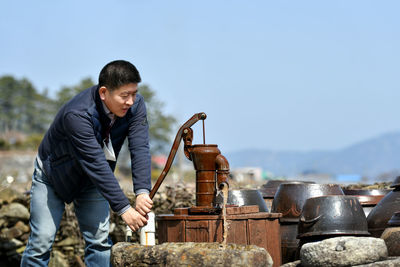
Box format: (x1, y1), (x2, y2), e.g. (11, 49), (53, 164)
(126, 95), (135, 106)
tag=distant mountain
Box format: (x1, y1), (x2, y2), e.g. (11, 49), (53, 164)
(226, 132), (400, 177)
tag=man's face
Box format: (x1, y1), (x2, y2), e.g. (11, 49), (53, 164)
(99, 83), (138, 118)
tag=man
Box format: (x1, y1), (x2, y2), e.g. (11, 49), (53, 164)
(21, 60), (153, 266)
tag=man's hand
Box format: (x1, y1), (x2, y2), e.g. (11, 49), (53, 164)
(135, 193), (153, 216)
(121, 207), (148, 232)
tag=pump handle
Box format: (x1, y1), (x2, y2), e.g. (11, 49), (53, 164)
(149, 112), (207, 199)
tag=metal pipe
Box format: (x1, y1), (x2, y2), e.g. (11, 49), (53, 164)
(216, 154), (230, 190)
(149, 112), (206, 199)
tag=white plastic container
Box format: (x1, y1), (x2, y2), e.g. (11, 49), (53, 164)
(139, 211), (155, 246)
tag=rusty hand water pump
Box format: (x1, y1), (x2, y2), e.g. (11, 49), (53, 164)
(149, 112), (229, 213)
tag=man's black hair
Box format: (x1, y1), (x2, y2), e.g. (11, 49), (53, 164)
(98, 60), (141, 91)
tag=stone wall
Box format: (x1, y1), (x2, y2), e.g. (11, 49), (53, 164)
(0, 182), (195, 266)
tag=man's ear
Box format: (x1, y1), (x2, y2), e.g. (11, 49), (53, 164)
(99, 86), (107, 101)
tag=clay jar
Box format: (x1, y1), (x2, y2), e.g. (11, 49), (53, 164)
(271, 183), (344, 264)
(343, 189), (392, 217)
(298, 195), (369, 239)
(271, 183), (344, 222)
(367, 177), (400, 237)
(227, 189), (269, 212)
(388, 211), (400, 226)
(259, 180), (315, 211)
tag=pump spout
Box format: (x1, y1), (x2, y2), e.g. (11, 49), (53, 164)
(216, 154), (230, 190)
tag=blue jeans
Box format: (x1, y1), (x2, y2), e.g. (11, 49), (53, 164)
(21, 160), (112, 267)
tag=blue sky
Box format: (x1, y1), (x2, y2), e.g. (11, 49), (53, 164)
(1, 1), (399, 153)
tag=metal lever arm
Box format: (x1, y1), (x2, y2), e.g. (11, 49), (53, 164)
(149, 112), (207, 199)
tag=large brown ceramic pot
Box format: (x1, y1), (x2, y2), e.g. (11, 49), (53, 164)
(343, 189), (392, 217)
(259, 180), (315, 211)
(367, 177), (400, 237)
(271, 183), (344, 264)
(298, 195), (369, 238)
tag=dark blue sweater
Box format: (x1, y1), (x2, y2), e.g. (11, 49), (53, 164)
(38, 85), (151, 213)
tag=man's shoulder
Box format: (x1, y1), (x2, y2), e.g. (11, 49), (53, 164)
(63, 86), (98, 116)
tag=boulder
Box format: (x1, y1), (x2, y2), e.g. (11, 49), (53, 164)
(1, 226), (23, 240)
(49, 250), (69, 267)
(281, 260), (302, 267)
(381, 227), (400, 256)
(55, 236), (81, 247)
(0, 188), (23, 204)
(356, 257), (400, 266)
(0, 238), (24, 251)
(14, 221), (30, 233)
(111, 242), (273, 267)
(300, 236), (388, 267)
(0, 203), (29, 221)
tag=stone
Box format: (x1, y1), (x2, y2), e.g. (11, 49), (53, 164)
(0, 238), (24, 251)
(111, 242), (273, 267)
(55, 236), (80, 247)
(381, 227), (400, 256)
(281, 260), (302, 267)
(16, 245), (26, 254)
(0, 218), (6, 228)
(0, 203), (29, 221)
(14, 220), (30, 233)
(356, 257), (400, 266)
(1, 226), (23, 240)
(49, 250), (69, 267)
(19, 232), (30, 242)
(0, 187), (23, 204)
(300, 236), (388, 267)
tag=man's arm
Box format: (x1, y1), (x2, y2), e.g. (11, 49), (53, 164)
(127, 95), (153, 214)
(64, 112), (149, 230)
(64, 112), (130, 212)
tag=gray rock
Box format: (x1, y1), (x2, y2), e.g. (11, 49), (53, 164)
(55, 236), (80, 247)
(300, 236), (388, 267)
(281, 260), (302, 267)
(0, 218), (6, 228)
(381, 227), (400, 256)
(1, 226), (23, 240)
(0, 203), (29, 221)
(0, 238), (23, 251)
(0, 187), (23, 204)
(14, 220), (30, 233)
(111, 242), (273, 267)
(356, 256), (400, 266)
(49, 250), (69, 267)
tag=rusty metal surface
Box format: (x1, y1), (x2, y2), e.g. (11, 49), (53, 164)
(184, 141), (230, 210)
(150, 112), (207, 199)
(151, 112), (232, 212)
(297, 195), (370, 238)
(187, 145), (220, 208)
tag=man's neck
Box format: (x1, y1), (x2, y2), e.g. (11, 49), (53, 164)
(101, 101), (115, 121)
